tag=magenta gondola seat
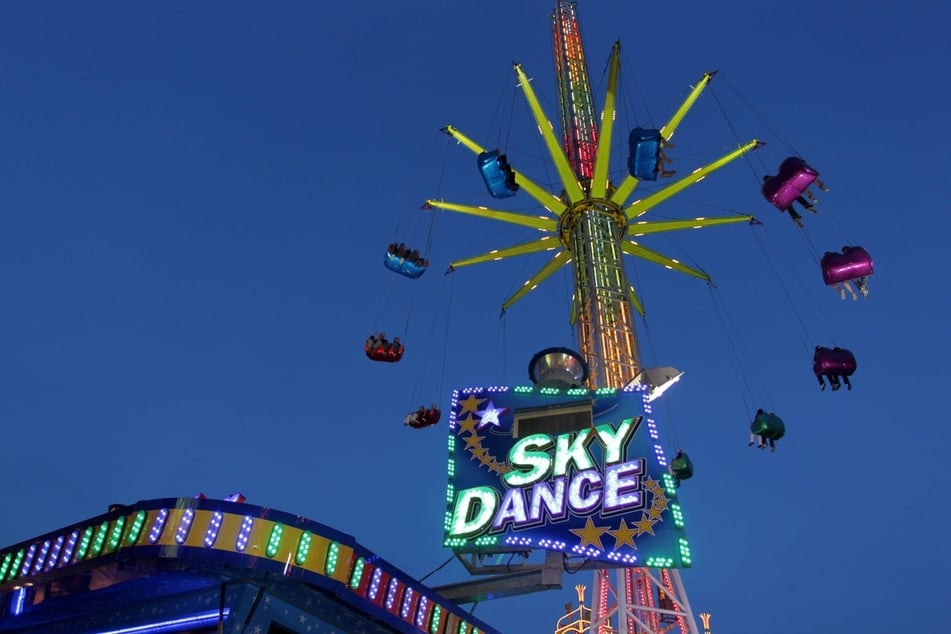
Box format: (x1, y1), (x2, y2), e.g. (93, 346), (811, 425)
(820, 247), (873, 285)
(762, 157), (818, 210)
(813, 347), (857, 376)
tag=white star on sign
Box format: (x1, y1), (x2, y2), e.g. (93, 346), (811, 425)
(477, 401), (508, 430)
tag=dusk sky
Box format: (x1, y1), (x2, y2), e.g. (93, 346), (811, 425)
(1, 2), (948, 633)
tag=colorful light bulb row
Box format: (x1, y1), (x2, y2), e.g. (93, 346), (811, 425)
(295, 532), (311, 565)
(670, 504), (685, 528)
(678, 538), (692, 566)
(127, 511), (146, 546)
(266, 524), (283, 558)
(45, 536), (64, 572)
(108, 517), (126, 552)
(237, 515), (253, 551)
(348, 556), (483, 634)
(0, 504), (497, 634)
(149, 509), (169, 544)
(204, 512), (224, 548)
(175, 510), (194, 545)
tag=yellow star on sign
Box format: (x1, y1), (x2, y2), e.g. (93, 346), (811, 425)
(607, 518), (638, 550)
(456, 414), (479, 435)
(458, 394), (486, 415)
(652, 495), (669, 512)
(634, 514), (658, 536)
(647, 506), (664, 521)
(478, 453), (496, 468)
(570, 516), (610, 550)
(464, 433), (485, 449)
(643, 476), (662, 495)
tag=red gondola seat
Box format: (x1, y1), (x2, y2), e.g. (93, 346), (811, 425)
(405, 407), (441, 429)
(365, 337), (404, 363)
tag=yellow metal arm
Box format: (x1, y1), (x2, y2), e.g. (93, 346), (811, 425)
(609, 174), (641, 208)
(628, 286), (646, 317)
(591, 42), (620, 199)
(620, 240), (710, 281)
(441, 125), (567, 217)
(627, 215), (752, 237)
(624, 139), (761, 219)
(449, 236), (562, 269)
(514, 64), (585, 204)
(501, 250), (573, 313)
(660, 71), (717, 142)
(426, 200), (558, 232)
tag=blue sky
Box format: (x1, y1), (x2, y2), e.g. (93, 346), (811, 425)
(1, 2), (949, 633)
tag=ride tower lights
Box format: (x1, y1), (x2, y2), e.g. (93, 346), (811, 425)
(552, 3), (696, 632)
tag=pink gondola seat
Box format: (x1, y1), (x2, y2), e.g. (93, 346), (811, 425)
(762, 157), (818, 210)
(820, 247), (874, 285)
(813, 346), (857, 376)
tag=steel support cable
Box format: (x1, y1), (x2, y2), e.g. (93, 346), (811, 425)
(706, 283), (757, 415)
(748, 224), (814, 353)
(757, 223), (845, 348)
(412, 272), (451, 405)
(719, 74), (804, 159)
(436, 274), (454, 400)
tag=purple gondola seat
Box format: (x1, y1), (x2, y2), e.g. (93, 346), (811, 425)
(820, 246), (873, 285)
(813, 346), (857, 376)
(762, 157), (818, 210)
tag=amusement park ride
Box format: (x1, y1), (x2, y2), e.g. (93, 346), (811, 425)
(0, 3), (873, 634)
(387, 1), (872, 633)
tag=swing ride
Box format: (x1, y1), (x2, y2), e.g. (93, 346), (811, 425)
(360, 1), (876, 631)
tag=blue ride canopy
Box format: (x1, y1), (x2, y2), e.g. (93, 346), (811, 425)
(627, 127), (663, 181)
(477, 150), (519, 198)
(384, 250), (427, 278)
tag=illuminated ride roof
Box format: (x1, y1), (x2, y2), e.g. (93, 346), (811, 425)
(0, 497), (500, 634)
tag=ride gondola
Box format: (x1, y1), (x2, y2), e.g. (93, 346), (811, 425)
(821, 246), (873, 299)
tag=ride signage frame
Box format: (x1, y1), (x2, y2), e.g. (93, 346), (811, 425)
(444, 385), (692, 568)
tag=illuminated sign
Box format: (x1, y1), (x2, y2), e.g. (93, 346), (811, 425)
(444, 385), (691, 568)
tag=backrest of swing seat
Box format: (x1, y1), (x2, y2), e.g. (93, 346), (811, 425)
(477, 150), (518, 199)
(762, 159), (818, 209)
(383, 251), (427, 279)
(814, 347), (856, 374)
(813, 348), (838, 372)
(832, 348), (857, 374)
(627, 127), (662, 181)
(820, 247), (873, 285)
(670, 454), (693, 478)
(763, 414), (785, 440)
(369, 346), (400, 362)
(751, 413), (771, 435)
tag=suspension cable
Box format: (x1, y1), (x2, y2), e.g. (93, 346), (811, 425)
(748, 224), (815, 352)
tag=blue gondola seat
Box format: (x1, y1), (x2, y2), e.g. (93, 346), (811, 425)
(477, 150), (519, 199)
(627, 127), (663, 181)
(384, 250), (427, 279)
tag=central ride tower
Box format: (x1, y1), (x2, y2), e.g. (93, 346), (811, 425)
(551, 4), (696, 632)
(430, 2), (761, 632)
